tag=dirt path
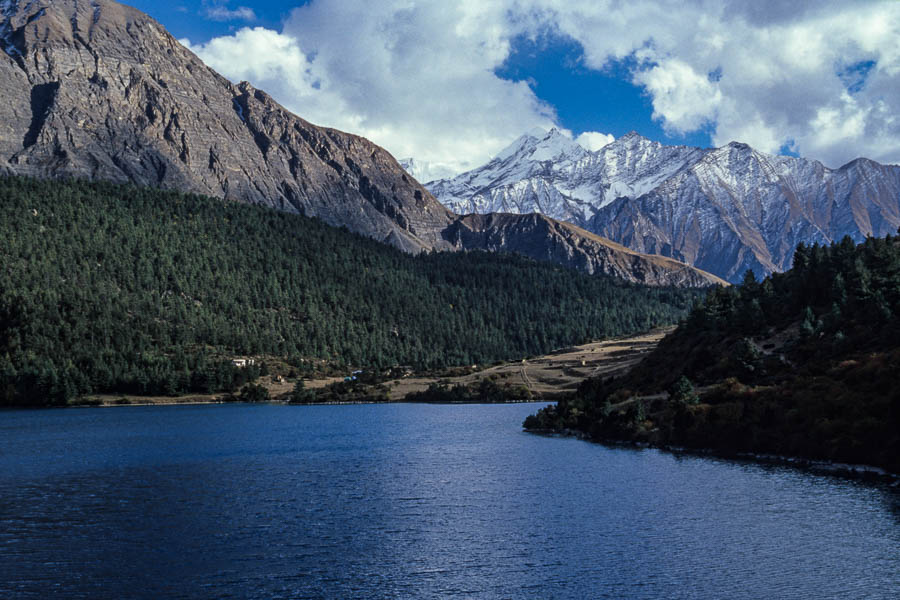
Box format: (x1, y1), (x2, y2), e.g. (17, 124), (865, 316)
(382, 328), (670, 400)
(520, 364), (534, 393)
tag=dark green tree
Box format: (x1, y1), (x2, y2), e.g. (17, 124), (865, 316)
(669, 375), (700, 407)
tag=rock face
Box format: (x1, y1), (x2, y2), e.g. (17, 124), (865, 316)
(589, 145), (900, 281)
(443, 213), (725, 287)
(429, 130), (900, 282)
(0, 0), (720, 286)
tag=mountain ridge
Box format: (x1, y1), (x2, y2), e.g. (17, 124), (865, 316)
(426, 129), (900, 281)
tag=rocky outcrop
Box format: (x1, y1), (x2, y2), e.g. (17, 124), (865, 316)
(443, 213), (725, 287)
(0, 0), (719, 286)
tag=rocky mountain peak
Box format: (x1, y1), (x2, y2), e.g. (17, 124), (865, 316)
(0, 0), (455, 252)
(3, 0), (161, 65)
(599, 132), (673, 165)
(491, 127), (587, 165)
(700, 140), (765, 168)
(610, 131), (661, 151)
(618, 130), (649, 143)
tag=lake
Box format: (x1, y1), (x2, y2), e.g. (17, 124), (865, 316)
(1, 403), (897, 599)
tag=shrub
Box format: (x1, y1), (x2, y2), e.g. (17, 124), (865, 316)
(239, 383), (269, 403)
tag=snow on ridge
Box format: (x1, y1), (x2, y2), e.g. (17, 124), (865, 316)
(1, 0), (20, 58)
(493, 131), (541, 163)
(427, 127), (900, 281)
(529, 129), (587, 163)
(428, 130), (752, 224)
(426, 127), (867, 231)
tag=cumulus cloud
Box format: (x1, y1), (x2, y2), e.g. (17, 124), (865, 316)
(549, 0), (900, 166)
(185, 0), (900, 173)
(574, 131), (615, 151)
(184, 28), (309, 92)
(186, 2), (558, 175)
(633, 58), (722, 133)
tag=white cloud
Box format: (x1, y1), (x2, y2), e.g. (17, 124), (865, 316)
(184, 28), (310, 93)
(633, 58), (721, 134)
(184, 0), (900, 172)
(575, 131), (615, 151)
(548, 0), (900, 166)
(186, 2), (558, 176)
(202, 1), (256, 23)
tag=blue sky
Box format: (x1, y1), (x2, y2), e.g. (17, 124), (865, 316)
(494, 33), (714, 148)
(126, 1), (291, 41)
(126, 1), (900, 177)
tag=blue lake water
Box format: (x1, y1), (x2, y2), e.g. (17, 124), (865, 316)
(1, 403), (898, 599)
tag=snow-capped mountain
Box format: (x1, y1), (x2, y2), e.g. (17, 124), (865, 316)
(426, 128), (703, 224)
(427, 128), (593, 225)
(421, 131), (900, 282)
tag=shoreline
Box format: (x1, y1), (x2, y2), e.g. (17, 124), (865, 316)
(525, 428), (900, 482)
(33, 397), (551, 409)
(8, 329), (668, 409)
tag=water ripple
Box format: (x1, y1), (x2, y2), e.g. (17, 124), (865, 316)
(0, 403), (897, 599)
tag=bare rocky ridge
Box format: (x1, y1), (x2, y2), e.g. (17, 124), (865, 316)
(0, 0), (450, 252)
(443, 213), (724, 287)
(0, 0), (720, 286)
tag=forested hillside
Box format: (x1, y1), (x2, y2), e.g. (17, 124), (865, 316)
(526, 235), (900, 473)
(0, 176), (701, 406)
